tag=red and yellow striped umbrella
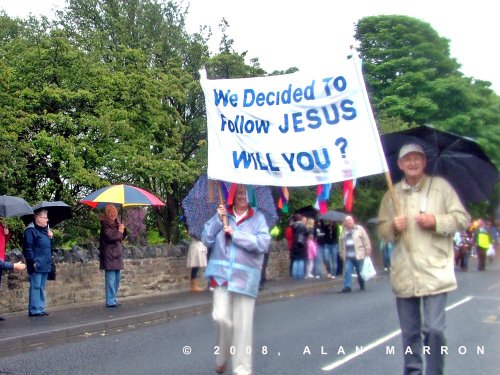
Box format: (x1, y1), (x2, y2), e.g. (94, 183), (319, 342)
(81, 184), (165, 209)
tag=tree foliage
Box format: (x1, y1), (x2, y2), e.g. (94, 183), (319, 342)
(1, 9), (498, 246)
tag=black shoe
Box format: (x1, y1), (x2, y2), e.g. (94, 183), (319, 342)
(341, 287), (351, 293)
(0, 316), (5, 321)
(106, 303), (121, 308)
(29, 312), (49, 317)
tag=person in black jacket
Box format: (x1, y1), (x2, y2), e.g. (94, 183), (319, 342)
(23, 210), (53, 317)
(291, 214), (308, 279)
(321, 220), (339, 278)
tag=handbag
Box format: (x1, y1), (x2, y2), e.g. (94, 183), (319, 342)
(47, 259), (56, 281)
(360, 256), (376, 281)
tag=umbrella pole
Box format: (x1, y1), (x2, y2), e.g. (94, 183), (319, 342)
(384, 171), (410, 250)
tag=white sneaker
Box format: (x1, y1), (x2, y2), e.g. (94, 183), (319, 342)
(315, 275), (320, 279)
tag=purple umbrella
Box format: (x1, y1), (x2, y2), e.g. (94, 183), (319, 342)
(182, 174), (279, 238)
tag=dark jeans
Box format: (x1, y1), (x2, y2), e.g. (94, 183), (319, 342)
(477, 248), (487, 270)
(343, 257), (365, 290)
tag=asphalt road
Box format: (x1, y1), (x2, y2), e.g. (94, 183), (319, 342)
(0, 257), (498, 375)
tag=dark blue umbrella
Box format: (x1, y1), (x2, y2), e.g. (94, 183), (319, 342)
(381, 125), (499, 205)
(182, 174), (278, 238)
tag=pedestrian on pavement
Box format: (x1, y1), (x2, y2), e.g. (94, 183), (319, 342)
(0, 253), (26, 321)
(0, 220), (13, 290)
(284, 218), (294, 277)
(475, 219), (492, 270)
(322, 220), (340, 278)
(339, 215), (372, 292)
(380, 239), (394, 271)
(456, 231), (472, 271)
(99, 204), (127, 308)
(314, 220), (325, 278)
(23, 209), (53, 317)
(377, 143), (470, 375)
(305, 232), (318, 278)
(202, 184), (271, 375)
(186, 235), (207, 292)
(290, 214), (308, 280)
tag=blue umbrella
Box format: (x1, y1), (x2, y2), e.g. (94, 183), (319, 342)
(182, 174), (278, 238)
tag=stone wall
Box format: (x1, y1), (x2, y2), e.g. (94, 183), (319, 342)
(0, 240), (291, 314)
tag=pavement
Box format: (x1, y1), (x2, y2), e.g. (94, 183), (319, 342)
(0, 276), (343, 357)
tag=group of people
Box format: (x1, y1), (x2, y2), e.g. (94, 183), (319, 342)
(201, 142), (474, 375)
(0, 142), (489, 375)
(0, 204), (127, 319)
(285, 213), (373, 294)
(286, 214), (340, 280)
(454, 218), (497, 272)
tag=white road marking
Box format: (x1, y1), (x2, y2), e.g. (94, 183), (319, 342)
(321, 296), (474, 371)
(486, 282), (500, 291)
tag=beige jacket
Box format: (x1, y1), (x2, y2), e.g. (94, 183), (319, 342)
(186, 240), (208, 268)
(377, 175), (470, 298)
(339, 224), (372, 261)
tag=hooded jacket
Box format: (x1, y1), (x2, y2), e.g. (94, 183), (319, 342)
(202, 206), (271, 298)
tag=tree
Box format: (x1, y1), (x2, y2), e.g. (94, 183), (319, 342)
(353, 15), (499, 217)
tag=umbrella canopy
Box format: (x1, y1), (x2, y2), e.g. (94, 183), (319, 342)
(81, 184), (165, 209)
(22, 201), (72, 227)
(0, 195), (34, 218)
(318, 210), (347, 222)
(381, 125), (499, 205)
(293, 205), (318, 219)
(182, 174), (279, 238)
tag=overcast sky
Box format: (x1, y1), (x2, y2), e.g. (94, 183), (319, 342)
(2, 0), (499, 93)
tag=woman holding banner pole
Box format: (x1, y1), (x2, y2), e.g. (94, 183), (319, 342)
(202, 184), (271, 375)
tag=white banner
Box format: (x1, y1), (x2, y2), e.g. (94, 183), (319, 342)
(200, 59), (388, 186)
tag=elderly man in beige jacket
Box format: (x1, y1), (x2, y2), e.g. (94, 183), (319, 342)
(339, 215), (372, 293)
(378, 143), (470, 375)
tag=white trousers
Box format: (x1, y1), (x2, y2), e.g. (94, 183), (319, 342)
(213, 287), (255, 375)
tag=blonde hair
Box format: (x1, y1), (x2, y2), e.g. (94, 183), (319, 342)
(105, 204), (118, 217)
(306, 217), (315, 229)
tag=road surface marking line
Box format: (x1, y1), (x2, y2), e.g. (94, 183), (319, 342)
(321, 296), (473, 372)
(486, 282), (500, 291)
(445, 296), (473, 311)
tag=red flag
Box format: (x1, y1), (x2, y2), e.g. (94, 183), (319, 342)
(343, 179), (354, 212)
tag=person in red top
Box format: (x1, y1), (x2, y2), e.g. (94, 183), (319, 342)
(285, 219), (294, 276)
(0, 221), (12, 263)
(1, 220), (26, 321)
(0, 221), (13, 294)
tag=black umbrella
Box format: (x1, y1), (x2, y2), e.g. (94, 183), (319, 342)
(293, 205), (318, 219)
(0, 195), (34, 218)
(381, 125), (499, 205)
(22, 201), (72, 227)
(318, 210), (347, 222)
